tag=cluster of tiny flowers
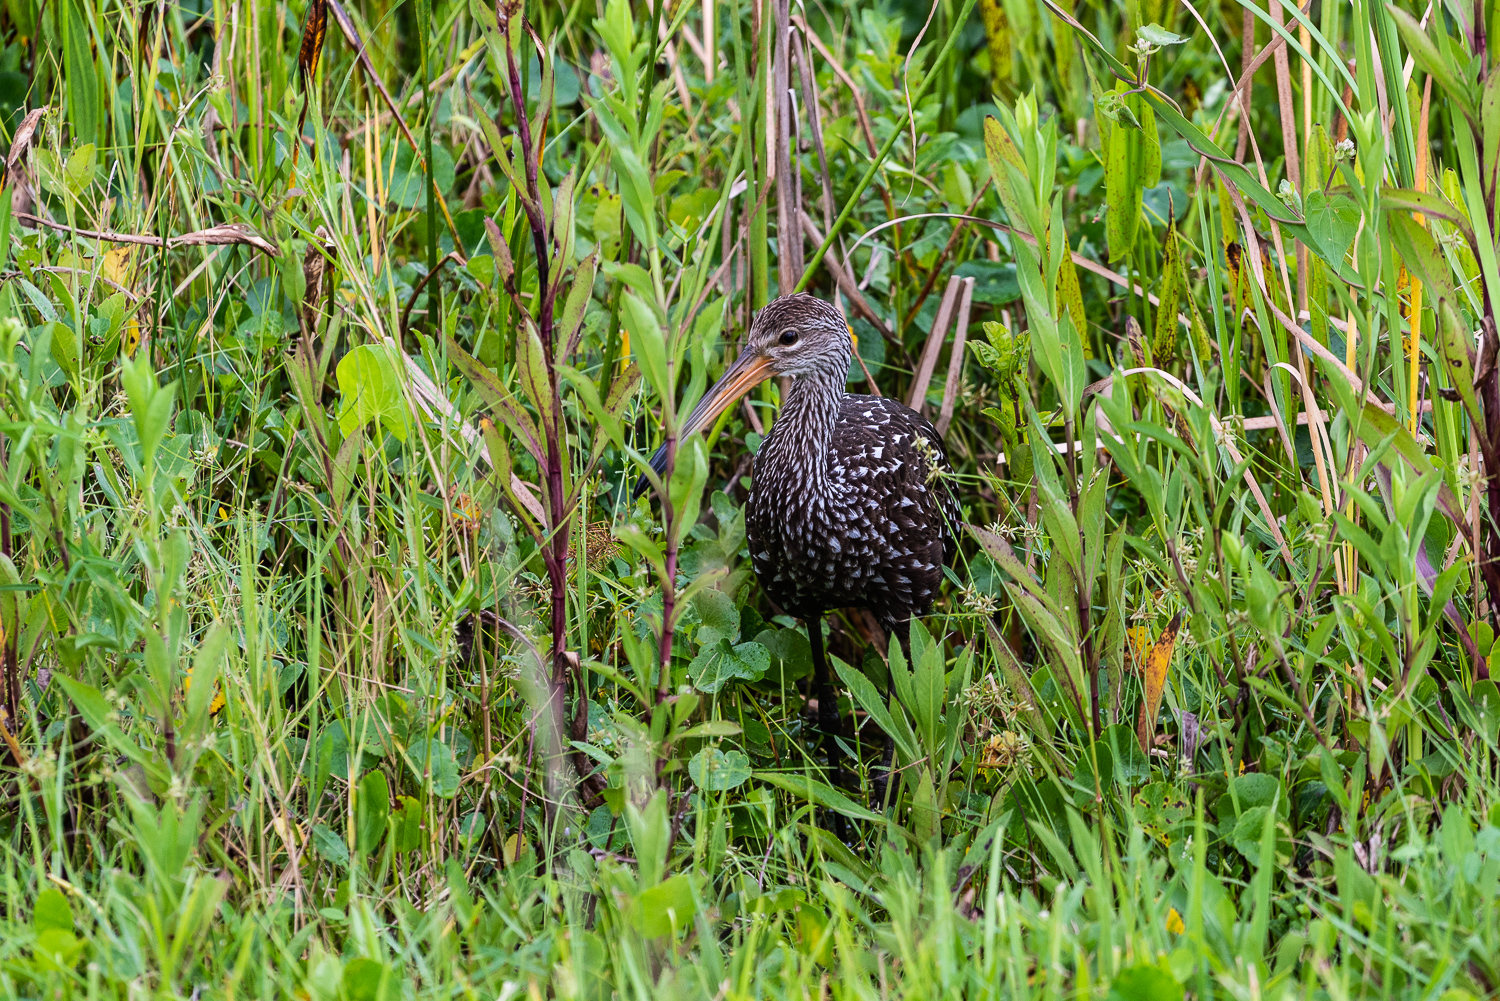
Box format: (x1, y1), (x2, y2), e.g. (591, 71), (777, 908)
(978, 729), (1030, 772)
(992, 520), (1044, 542)
(966, 673), (1020, 724)
(912, 436), (944, 484)
(1457, 454), (1484, 500)
(21, 748), (57, 783)
(1129, 586), (1173, 622)
(1213, 414), (1244, 451)
(1334, 138), (1356, 161)
(959, 582), (999, 616)
(1175, 526), (1206, 577)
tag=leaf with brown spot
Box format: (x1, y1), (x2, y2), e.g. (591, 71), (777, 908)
(1135, 611), (1182, 755)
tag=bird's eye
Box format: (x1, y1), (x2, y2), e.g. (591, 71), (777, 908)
(779, 329), (799, 346)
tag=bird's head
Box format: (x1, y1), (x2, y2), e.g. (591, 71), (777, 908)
(633, 294), (852, 499)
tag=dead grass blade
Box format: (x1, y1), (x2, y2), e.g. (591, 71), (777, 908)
(909, 276), (962, 412)
(935, 277), (974, 437)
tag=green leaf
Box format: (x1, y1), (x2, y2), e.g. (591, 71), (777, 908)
(686, 638), (770, 694)
(1436, 298), (1485, 431)
(834, 656), (921, 763)
(1387, 210), (1457, 302)
(688, 747), (752, 790)
(1384, 5), (1476, 125)
(385, 142), (455, 209)
(32, 888), (74, 934)
(185, 622), (229, 733)
(1108, 964), (1183, 1001)
(312, 824), (350, 868)
(32, 928), (83, 973)
(692, 587), (740, 647)
(406, 738), (460, 798)
(516, 317), (555, 430)
(635, 873), (696, 938)
(755, 771), (885, 825)
(1136, 23), (1187, 46)
(391, 795), (423, 853)
(356, 770), (390, 854)
(54, 674), (164, 785)
(343, 957), (393, 1001)
(622, 290), (670, 406)
(336, 343), (409, 442)
(120, 352), (178, 474)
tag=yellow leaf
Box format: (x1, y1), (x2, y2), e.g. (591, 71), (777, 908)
(1135, 611), (1183, 755)
(184, 666), (227, 715)
(1126, 624), (1151, 673)
(1165, 907), (1185, 934)
(503, 833), (527, 865)
(101, 247), (134, 286)
(121, 320), (142, 357)
(102, 247), (143, 357)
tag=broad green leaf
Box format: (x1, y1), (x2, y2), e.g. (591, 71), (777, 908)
(356, 770), (390, 853)
(622, 290), (669, 403)
(686, 638), (769, 693)
(405, 738), (460, 798)
(32, 889), (74, 934)
(336, 343), (409, 442)
(391, 796), (423, 853)
(1135, 23), (1187, 46)
(635, 873), (696, 937)
(688, 747), (751, 791)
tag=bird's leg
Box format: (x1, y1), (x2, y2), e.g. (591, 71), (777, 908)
(871, 618), (911, 813)
(808, 616), (849, 836)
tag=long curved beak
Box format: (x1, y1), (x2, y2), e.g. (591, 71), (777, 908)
(633, 351), (775, 500)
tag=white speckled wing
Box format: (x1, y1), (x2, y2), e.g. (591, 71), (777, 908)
(746, 392), (959, 629)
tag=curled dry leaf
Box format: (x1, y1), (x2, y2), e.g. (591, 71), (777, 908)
(4, 106), (46, 177)
(301, 227), (337, 337)
(2, 106), (47, 212)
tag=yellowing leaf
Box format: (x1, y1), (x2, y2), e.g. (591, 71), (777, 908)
(101, 247), (134, 286)
(1165, 907), (1185, 934)
(102, 247), (143, 357)
(1135, 611), (1183, 755)
(1126, 624), (1150, 672)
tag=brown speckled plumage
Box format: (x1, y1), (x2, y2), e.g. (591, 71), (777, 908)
(641, 293), (960, 811)
(744, 295), (959, 631)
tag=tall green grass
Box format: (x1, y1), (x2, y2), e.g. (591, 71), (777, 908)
(0, 0), (1496, 996)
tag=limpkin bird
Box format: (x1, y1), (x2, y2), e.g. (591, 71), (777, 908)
(639, 293), (960, 793)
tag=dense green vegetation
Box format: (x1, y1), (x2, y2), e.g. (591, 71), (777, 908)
(0, 0), (1498, 995)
